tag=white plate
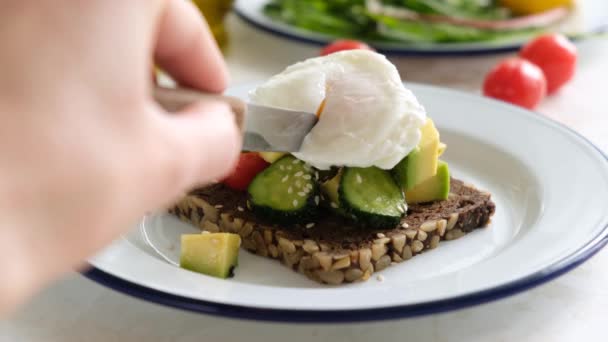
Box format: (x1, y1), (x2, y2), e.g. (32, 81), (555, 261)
(234, 0), (608, 55)
(86, 83), (608, 322)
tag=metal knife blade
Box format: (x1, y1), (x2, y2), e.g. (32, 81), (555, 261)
(243, 103), (317, 152)
(153, 86), (318, 152)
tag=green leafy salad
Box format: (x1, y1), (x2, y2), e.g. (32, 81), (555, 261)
(263, 0), (569, 43)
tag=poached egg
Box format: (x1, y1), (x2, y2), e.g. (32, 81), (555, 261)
(249, 50), (426, 170)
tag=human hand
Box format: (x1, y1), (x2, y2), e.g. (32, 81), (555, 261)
(0, 0), (240, 314)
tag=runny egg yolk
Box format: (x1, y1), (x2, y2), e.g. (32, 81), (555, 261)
(315, 98), (327, 118)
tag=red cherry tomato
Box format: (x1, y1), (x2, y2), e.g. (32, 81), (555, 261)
(320, 39), (374, 56)
(222, 153), (269, 191)
(483, 58), (547, 109)
(520, 33), (577, 94)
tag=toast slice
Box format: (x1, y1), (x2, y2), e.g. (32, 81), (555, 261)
(170, 178), (495, 285)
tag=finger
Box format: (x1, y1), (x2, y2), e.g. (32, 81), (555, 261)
(154, 0), (228, 93)
(144, 100), (241, 206)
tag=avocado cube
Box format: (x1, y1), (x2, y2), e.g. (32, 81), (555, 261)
(438, 142), (447, 157)
(405, 160), (450, 204)
(320, 170), (351, 216)
(180, 233), (241, 279)
(392, 118), (441, 190)
(320, 170), (342, 205)
(258, 152), (286, 163)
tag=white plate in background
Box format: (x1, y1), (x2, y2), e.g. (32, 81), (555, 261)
(234, 0), (608, 55)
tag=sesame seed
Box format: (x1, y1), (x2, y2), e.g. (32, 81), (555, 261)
(281, 175), (289, 182)
(247, 201), (252, 210)
(294, 171), (304, 177)
(306, 223), (315, 229)
(287, 186), (293, 194)
(375, 197), (382, 202)
(201, 231), (210, 235)
(293, 199), (299, 207)
(330, 202), (339, 209)
(279, 165), (285, 170)
(292, 159), (300, 164)
(315, 171), (319, 179)
(295, 180), (302, 187)
(214, 204), (223, 209)
(306, 184), (313, 190)
(377, 233), (385, 238)
(297, 192), (306, 197)
(287, 166), (292, 170)
(356, 173), (362, 184)
(314, 196), (320, 205)
(401, 222), (409, 228)
(376, 275), (385, 282)
(303, 174), (312, 180)
(237, 206), (244, 212)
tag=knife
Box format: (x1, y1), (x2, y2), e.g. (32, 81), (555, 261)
(153, 86), (318, 152)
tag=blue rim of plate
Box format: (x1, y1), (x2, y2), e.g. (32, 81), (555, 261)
(232, 4), (608, 56)
(83, 114), (608, 323)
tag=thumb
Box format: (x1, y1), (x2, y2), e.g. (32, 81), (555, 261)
(145, 100), (241, 207)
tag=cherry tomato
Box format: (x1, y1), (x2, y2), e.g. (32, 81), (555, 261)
(483, 58), (547, 109)
(520, 33), (577, 94)
(320, 39), (374, 56)
(222, 153), (269, 191)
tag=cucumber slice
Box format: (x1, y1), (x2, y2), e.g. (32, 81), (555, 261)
(339, 167), (406, 228)
(248, 155), (319, 223)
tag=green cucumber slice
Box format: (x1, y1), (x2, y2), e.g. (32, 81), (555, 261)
(248, 155), (319, 223)
(339, 167), (406, 228)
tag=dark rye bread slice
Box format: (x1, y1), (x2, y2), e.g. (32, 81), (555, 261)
(170, 178), (495, 285)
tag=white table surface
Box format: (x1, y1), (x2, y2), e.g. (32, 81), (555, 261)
(2, 15), (608, 342)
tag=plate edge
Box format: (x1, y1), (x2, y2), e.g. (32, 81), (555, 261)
(84, 84), (608, 323)
(83, 227), (608, 323)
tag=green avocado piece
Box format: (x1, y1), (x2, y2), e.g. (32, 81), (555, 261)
(405, 160), (450, 204)
(320, 169), (349, 216)
(392, 118), (440, 190)
(258, 152), (286, 163)
(180, 233), (241, 279)
(320, 169), (342, 206)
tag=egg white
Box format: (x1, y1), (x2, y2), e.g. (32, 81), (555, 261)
(249, 50), (426, 170)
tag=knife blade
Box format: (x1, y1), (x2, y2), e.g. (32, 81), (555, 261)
(153, 86), (317, 152)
